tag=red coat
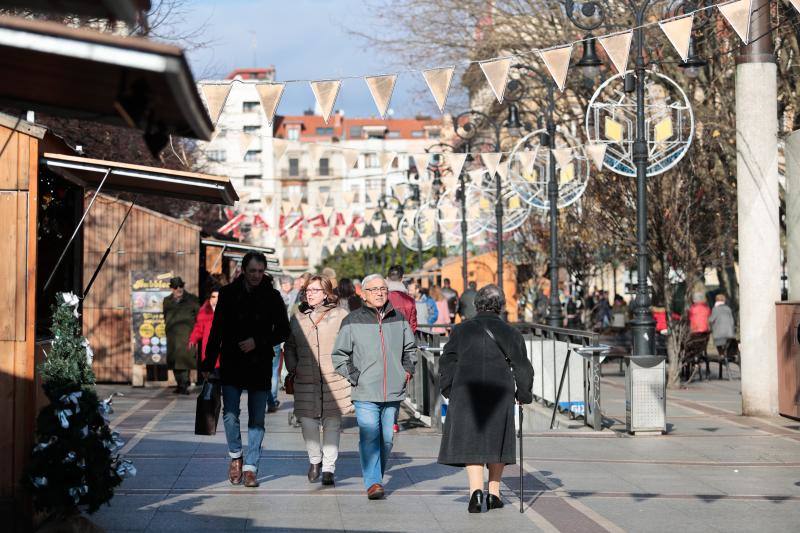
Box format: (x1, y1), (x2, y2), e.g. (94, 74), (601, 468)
(689, 302), (711, 334)
(388, 290), (418, 333)
(189, 301), (218, 368)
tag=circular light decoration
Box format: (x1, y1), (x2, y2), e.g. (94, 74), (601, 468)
(398, 208), (434, 251)
(585, 70), (694, 177)
(508, 129), (590, 211)
(414, 201), (440, 250)
(435, 184), (491, 243)
(473, 169), (531, 234)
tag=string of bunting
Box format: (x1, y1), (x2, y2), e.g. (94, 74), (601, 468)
(199, 0), (775, 127)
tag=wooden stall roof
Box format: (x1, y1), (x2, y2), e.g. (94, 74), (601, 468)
(0, 15), (213, 141)
(0, 1), (150, 26)
(201, 238), (277, 256)
(43, 153), (239, 205)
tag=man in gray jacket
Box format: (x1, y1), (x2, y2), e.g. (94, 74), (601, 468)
(332, 274), (416, 500)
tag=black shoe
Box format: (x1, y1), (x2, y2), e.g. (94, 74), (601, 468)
(486, 493), (504, 510)
(307, 462), (321, 482)
(468, 489), (484, 513)
(321, 472), (334, 486)
(267, 401), (279, 413)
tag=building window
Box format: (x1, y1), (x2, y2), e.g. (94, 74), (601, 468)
(287, 127), (300, 141)
(289, 158), (299, 176)
(243, 125), (260, 134)
(427, 128), (441, 139)
(243, 150), (261, 162)
(365, 153), (379, 168)
(392, 157), (399, 168)
(349, 126), (363, 139)
(316, 127), (334, 136)
(367, 132), (385, 140)
(319, 158), (330, 176)
(243, 101), (260, 113)
(244, 174), (261, 186)
(248, 198), (261, 204)
(411, 130), (424, 138)
(206, 150), (226, 162)
(387, 131), (401, 139)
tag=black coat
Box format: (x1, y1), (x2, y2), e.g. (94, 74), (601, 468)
(437, 312), (534, 467)
(203, 276), (290, 390)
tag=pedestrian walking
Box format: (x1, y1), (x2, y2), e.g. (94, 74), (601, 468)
(689, 292), (711, 333)
(189, 285), (220, 369)
(430, 285), (452, 335)
(441, 278), (459, 323)
(709, 294), (736, 354)
(458, 281), (478, 321)
(386, 265), (417, 332)
(202, 252), (291, 488)
(437, 284), (534, 513)
(284, 275), (351, 487)
(163, 276), (199, 394)
(332, 274), (417, 500)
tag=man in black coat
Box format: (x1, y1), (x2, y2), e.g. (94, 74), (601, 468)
(202, 252), (290, 488)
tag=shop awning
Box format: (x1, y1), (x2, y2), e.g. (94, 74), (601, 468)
(201, 238), (276, 256)
(0, 1), (150, 26)
(0, 15), (213, 150)
(43, 153), (238, 205)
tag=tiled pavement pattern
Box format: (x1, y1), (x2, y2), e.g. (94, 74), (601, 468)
(93, 365), (800, 532)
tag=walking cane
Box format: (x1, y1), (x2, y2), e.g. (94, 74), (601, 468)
(518, 403), (524, 513)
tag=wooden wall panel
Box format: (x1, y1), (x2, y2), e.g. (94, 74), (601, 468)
(0, 127), (19, 189)
(0, 339), (15, 498)
(0, 193), (19, 340)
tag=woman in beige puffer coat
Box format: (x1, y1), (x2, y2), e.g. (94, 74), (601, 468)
(284, 275), (352, 486)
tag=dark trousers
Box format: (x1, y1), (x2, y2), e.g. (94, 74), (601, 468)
(174, 369), (190, 389)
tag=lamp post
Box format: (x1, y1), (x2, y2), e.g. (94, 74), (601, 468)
(454, 107), (524, 293)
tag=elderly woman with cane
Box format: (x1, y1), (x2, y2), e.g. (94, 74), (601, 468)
(437, 284), (534, 513)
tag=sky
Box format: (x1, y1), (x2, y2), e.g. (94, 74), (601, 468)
(177, 0), (443, 119)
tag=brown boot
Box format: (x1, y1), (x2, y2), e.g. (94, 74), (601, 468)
(243, 470), (259, 488)
(228, 457), (243, 485)
(367, 483), (385, 500)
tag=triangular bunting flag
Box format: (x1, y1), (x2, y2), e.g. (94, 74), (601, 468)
(552, 147), (573, 169)
(390, 232), (399, 248)
(422, 66), (455, 113)
(365, 74), (397, 119)
(317, 191), (330, 209)
(289, 190), (303, 209)
(199, 83), (231, 125)
(659, 15), (694, 62)
(285, 225), (298, 243)
(273, 138), (290, 163)
(342, 149), (360, 170)
(343, 191), (356, 205)
(281, 201), (292, 214)
(239, 132), (254, 155)
(355, 221), (367, 236)
(443, 152), (468, 179)
(481, 153), (504, 176)
(598, 31), (633, 74)
(585, 144), (608, 171)
(539, 44), (573, 92)
(254, 82), (285, 126)
(479, 57), (513, 103)
(380, 152), (397, 175)
(321, 206), (335, 223)
(310, 80), (342, 123)
(371, 220), (383, 233)
(308, 143), (324, 167)
(496, 158), (510, 181)
(414, 153), (432, 174)
(468, 168), (486, 182)
(517, 149), (537, 175)
(718, 0), (753, 44)
(376, 234), (387, 247)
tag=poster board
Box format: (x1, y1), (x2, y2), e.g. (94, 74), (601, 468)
(131, 270), (173, 365)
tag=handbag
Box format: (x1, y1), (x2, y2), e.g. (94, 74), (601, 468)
(194, 379), (221, 436)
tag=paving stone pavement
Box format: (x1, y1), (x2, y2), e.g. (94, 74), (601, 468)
(91, 367), (800, 532)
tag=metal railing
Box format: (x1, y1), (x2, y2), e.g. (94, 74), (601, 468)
(404, 322), (608, 432)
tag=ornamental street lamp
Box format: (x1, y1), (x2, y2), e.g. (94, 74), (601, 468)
(454, 104), (526, 294)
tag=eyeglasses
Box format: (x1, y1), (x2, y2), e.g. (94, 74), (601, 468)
(364, 287), (389, 294)
(305, 288), (325, 294)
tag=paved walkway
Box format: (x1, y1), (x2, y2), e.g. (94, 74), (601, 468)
(92, 367), (800, 532)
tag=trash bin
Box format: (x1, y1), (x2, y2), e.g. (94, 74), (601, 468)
(625, 355), (666, 434)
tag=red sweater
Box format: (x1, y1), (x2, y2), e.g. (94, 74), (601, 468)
(189, 301), (218, 368)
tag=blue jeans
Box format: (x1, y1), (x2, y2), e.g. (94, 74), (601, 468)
(353, 401), (400, 489)
(221, 385), (268, 472)
(267, 346), (281, 406)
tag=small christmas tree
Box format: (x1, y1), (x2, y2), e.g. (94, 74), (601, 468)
(23, 293), (135, 519)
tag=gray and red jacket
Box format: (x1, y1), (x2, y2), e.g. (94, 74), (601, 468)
(332, 301), (417, 403)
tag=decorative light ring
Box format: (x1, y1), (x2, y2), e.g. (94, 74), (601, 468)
(585, 70), (694, 177)
(508, 129), (590, 211)
(435, 184), (491, 242)
(398, 208), (434, 251)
